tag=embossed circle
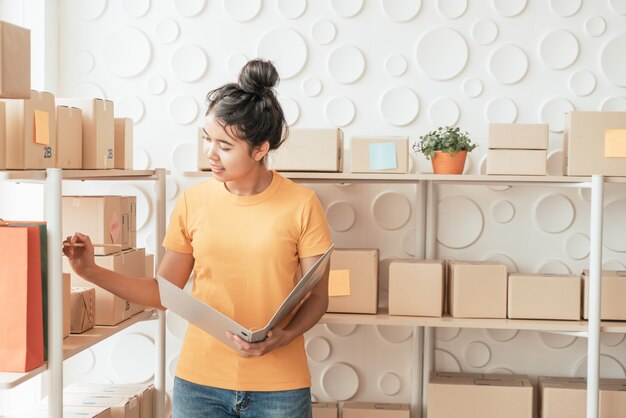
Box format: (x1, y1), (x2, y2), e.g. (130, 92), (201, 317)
(436, 328), (461, 341)
(153, 177), (179, 201)
(565, 233), (590, 260)
(435, 349), (462, 372)
(549, 0), (581, 16)
(465, 341), (492, 368)
(373, 192), (412, 230)
(485, 97), (518, 123)
(416, 27), (468, 81)
(171, 45), (207, 82)
(609, 0), (626, 14)
(438, 0), (467, 19)
(134, 147), (151, 170)
(489, 45), (528, 85)
(385, 54), (408, 77)
(488, 367), (515, 374)
(117, 96), (145, 123)
(491, 200), (515, 224)
(147, 75), (166, 95)
(539, 30), (579, 70)
(64, 348), (96, 375)
(538, 260), (572, 274)
(487, 329), (518, 342)
(484, 254), (518, 272)
(462, 78), (483, 98)
(171, 141), (197, 174)
(379, 87), (419, 126)
(601, 96), (626, 111)
(378, 373), (402, 396)
(168, 355), (179, 378)
(106, 184), (151, 230)
(472, 19), (498, 45)
(601, 33), (626, 87)
(573, 354), (626, 378)
(604, 260), (626, 270)
(226, 53), (248, 76)
(169, 95), (199, 125)
(69, 82), (106, 99)
(74, 0), (107, 20)
(306, 337), (331, 362)
(257, 28), (307, 79)
(302, 77), (323, 96)
(578, 188), (591, 202)
(601, 333), (626, 348)
(330, 0), (364, 17)
(403, 228), (416, 256)
(277, 0), (306, 19)
(310, 19), (336, 45)
(376, 326), (413, 343)
(492, 0), (527, 17)
(325, 323), (358, 337)
(76, 51), (95, 74)
(429, 97), (459, 126)
(123, 0), (150, 18)
(111, 333), (155, 383)
(155, 18), (179, 44)
(173, 0), (206, 16)
(326, 201), (356, 232)
(539, 332), (577, 349)
(534, 194), (574, 233)
(438, 196), (483, 249)
(327, 46), (365, 84)
(280, 97), (300, 125)
(103, 27), (152, 78)
(603, 199), (626, 252)
(166, 310), (188, 340)
(321, 363), (359, 400)
(539, 97), (574, 133)
(584, 16), (606, 37)
(547, 150), (564, 176)
(324, 97), (355, 127)
(381, 0), (421, 22)
(223, 0), (261, 22)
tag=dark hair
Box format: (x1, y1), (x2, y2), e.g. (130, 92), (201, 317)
(205, 59), (287, 152)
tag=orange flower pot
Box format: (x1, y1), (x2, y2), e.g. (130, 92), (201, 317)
(431, 150), (467, 174)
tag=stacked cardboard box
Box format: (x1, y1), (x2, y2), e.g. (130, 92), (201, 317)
(508, 273), (581, 320)
(65, 383), (154, 418)
(582, 270), (626, 320)
(447, 261), (508, 318)
(56, 105), (83, 168)
(388, 259), (444, 317)
(312, 402), (338, 418)
(327, 248), (379, 314)
(350, 136), (409, 174)
(487, 123), (548, 175)
(114, 118), (133, 169)
(343, 402), (410, 418)
(269, 128), (343, 172)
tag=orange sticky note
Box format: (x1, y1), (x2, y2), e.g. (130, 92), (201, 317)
(329, 269), (351, 297)
(34, 109), (50, 145)
(605, 129), (626, 158)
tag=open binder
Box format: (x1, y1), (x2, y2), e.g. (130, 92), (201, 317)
(157, 244), (334, 352)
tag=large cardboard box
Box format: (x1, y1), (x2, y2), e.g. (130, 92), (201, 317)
(343, 402), (410, 418)
(488, 123), (548, 150)
(327, 249), (378, 314)
(269, 128), (343, 172)
(312, 402), (338, 418)
(582, 270), (626, 320)
(65, 384), (153, 418)
(197, 127), (210, 171)
(57, 98), (114, 169)
(63, 273), (71, 338)
(487, 149), (547, 175)
(56, 106), (83, 169)
(448, 261), (507, 318)
(70, 287), (96, 333)
(508, 273), (581, 320)
(388, 259), (444, 317)
(4, 90), (56, 169)
(0, 102), (5, 169)
(62, 196), (123, 256)
(428, 372), (534, 418)
(119, 196), (134, 251)
(564, 111), (626, 176)
(62, 393), (139, 418)
(114, 118), (133, 169)
(350, 136), (409, 174)
(6, 405), (112, 418)
(0, 21), (30, 99)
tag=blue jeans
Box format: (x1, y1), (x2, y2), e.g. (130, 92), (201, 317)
(173, 377), (312, 418)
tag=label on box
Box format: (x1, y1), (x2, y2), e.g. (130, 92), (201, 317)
(329, 269), (351, 296)
(605, 129), (626, 158)
(369, 142), (398, 170)
(34, 110), (50, 145)
(109, 210), (121, 244)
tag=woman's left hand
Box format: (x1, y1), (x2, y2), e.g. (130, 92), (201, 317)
(227, 328), (293, 357)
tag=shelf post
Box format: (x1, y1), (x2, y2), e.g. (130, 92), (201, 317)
(587, 175), (603, 418)
(154, 169), (167, 418)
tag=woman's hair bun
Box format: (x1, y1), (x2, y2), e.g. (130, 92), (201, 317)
(238, 59), (279, 95)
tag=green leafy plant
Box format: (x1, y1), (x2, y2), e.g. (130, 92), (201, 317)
(413, 126), (477, 160)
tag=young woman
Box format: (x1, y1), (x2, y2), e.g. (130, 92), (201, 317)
(64, 59), (333, 418)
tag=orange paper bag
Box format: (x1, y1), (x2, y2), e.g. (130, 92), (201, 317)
(0, 224), (45, 372)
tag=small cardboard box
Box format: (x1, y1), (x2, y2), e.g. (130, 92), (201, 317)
(429, 372), (534, 418)
(508, 273), (581, 320)
(488, 123), (549, 150)
(95, 247), (146, 317)
(448, 261), (507, 318)
(564, 111), (626, 176)
(114, 118), (133, 169)
(312, 402), (338, 418)
(63, 273), (71, 338)
(65, 384), (154, 418)
(145, 253), (154, 279)
(388, 259), (444, 317)
(70, 287), (96, 333)
(583, 270), (626, 320)
(57, 98), (114, 169)
(327, 249), (379, 314)
(269, 128), (343, 172)
(8, 406), (112, 418)
(487, 149), (547, 175)
(56, 106), (83, 169)
(350, 136), (409, 174)
(0, 21), (30, 99)
(343, 402), (410, 418)
(62, 196), (123, 256)
(0, 102), (6, 169)
(119, 196), (134, 251)
(62, 393), (139, 418)
(197, 127), (210, 171)
(4, 90), (56, 169)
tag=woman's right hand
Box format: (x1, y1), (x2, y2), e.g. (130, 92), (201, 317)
(62, 232), (96, 278)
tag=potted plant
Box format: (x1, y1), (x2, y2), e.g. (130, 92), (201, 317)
(413, 126), (477, 174)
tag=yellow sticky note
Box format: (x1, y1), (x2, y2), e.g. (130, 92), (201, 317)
(34, 109), (50, 145)
(605, 129), (626, 158)
(329, 269), (351, 297)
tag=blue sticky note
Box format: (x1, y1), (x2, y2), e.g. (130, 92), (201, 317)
(369, 142), (397, 170)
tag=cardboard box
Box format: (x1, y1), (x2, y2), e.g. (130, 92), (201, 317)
(65, 384), (153, 418)
(119, 196), (134, 251)
(62, 196), (123, 256)
(508, 273), (581, 320)
(114, 118), (133, 169)
(57, 98), (114, 169)
(0, 102), (5, 169)
(448, 261), (507, 318)
(96, 248), (145, 317)
(488, 123), (548, 150)
(56, 106), (83, 169)
(312, 402), (338, 418)
(343, 402), (410, 418)
(429, 372), (534, 418)
(564, 111), (626, 176)
(70, 287), (96, 333)
(145, 253), (154, 279)
(327, 249), (378, 314)
(63, 273), (71, 338)
(0, 21), (30, 99)
(269, 128), (343, 172)
(388, 259), (444, 317)
(350, 136), (409, 174)
(487, 149), (547, 175)
(62, 393), (139, 418)
(583, 270), (626, 320)
(197, 127), (210, 171)
(5, 406), (112, 418)
(4, 90), (56, 169)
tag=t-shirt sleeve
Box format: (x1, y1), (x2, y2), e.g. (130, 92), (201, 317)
(298, 191), (333, 258)
(162, 192), (193, 254)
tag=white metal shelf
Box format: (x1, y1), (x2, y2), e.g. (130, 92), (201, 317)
(0, 169), (160, 182)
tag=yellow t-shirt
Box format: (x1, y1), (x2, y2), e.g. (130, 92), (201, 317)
(162, 171), (332, 391)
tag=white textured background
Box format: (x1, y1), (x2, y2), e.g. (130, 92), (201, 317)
(1, 0), (626, 415)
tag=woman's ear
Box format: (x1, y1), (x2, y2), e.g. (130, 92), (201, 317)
(252, 141), (270, 161)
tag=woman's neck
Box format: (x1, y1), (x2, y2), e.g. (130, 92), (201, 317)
(224, 165), (273, 196)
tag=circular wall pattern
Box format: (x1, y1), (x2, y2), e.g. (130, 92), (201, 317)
(70, 82), (106, 99)
(279, 97), (300, 125)
(381, 0), (421, 22)
(485, 97), (518, 123)
(257, 28), (307, 79)
(372, 192), (412, 230)
(465, 341), (492, 368)
(601, 96), (626, 111)
(489, 45), (528, 84)
(549, 0), (581, 17)
(604, 260), (626, 270)
(321, 363), (360, 400)
(437, 196), (484, 249)
(569, 70), (596, 96)
(573, 354), (626, 378)
(326, 201), (357, 232)
(539, 332), (577, 349)
(539, 30), (579, 70)
(173, 0), (206, 16)
(134, 147), (151, 170)
(153, 177), (179, 202)
(547, 150), (564, 176)
(429, 97), (459, 126)
(330, 0), (364, 17)
(122, 0), (150, 18)
(171, 45), (207, 82)
(385, 54), (408, 77)
(601, 333), (625, 348)
(226, 53), (248, 76)
(146, 75), (166, 95)
(484, 254), (518, 273)
(155, 18), (180, 44)
(117, 96), (145, 123)
(492, 0), (527, 16)
(325, 323), (358, 337)
(223, 0), (262, 22)
(276, 0), (306, 19)
(168, 355), (178, 379)
(379, 87), (419, 126)
(491, 200), (515, 224)
(103, 27), (152, 78)
(327, 46), (366, 84)
(403, 228), (416, 256)
(306, 337), (332, 362)
(472, 19), (498, 45)
(539, 97), (574, 133)
(376, 325), (413, 343)
(603, 199), (626, 252)
(166, 310), (188, 340)
(302, 77), (323, 96)
(534, 194), (575, 233)
(74, 0), (107, 20)
(437, 0), (467, 19)
(584, 16), (606, 37)
(462, 78), (483, 98)
(416, 27), (468, 81)
(600, 33), (626, 87)
(435, 349), (462, 372)
(324, 97), (356, 127)
(64, 348), (96, 375)
(111, 333), (155, 383)
(76, 51), (95, 74)
(609, 0), (626, 14)
(436, 328), (461, 341)
(310, 19), (336, 45)
(171, 141), (197, 174)
(564, 232), (590, 260)
(169, 95), (199, 126)
(486, 329), (518, 343)
(537, 260), (572, 274)
(378, 372), (402, 396)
